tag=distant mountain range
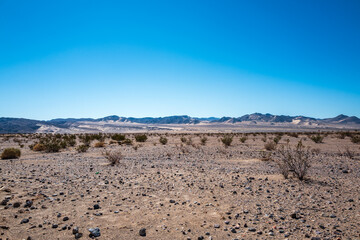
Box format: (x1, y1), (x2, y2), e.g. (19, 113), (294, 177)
(0, 113), (359, 133)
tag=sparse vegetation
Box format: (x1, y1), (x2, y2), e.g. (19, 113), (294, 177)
(221, 135), (233, 147)
(200, 136), (208, 145)
(76, 144), (89, 153)
(310, 134), (324, 143)
(32, 143), (46, 151)
(111, 134), (126, 141)
(159, 136), (168, 145)
(135, 134), (148, 142)
(103, 150), (122, 166)
(264, 141), (276, 151)
(276, 140), (312, 180)
(350, 135), (360, 144)
(94, 142), (105, 148)
(239, 136), (247, 143)
(1, 148), (21, 160)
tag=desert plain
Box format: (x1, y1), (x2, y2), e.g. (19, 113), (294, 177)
(0, 131), (359, 240)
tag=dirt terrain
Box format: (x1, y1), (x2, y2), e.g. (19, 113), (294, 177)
(0, 132), (359, 240)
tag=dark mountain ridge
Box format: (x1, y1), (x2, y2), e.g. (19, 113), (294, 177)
(0, 113), (359, 133)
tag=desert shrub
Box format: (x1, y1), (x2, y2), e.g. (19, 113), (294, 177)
(350, 135), (360, 144)
(260, 151), (272, 161)
(103, 150), (122, 166)
(200, 137), (208, 145)
(273, 135), (282, 144)
(277, 140), (312, 180)
(264, 141), (276, 151)
(159, 136), (168, 145)
(287, 132), (299, 138)
(239, 136), (247, 143)
(68, 139), (76, 147)
(343, 146), (355, 159)
(44, 142), (61, 153)
(32, 143), (45, 151)
(309, 134), (324, 143)
(135, 134), (147, 142)
(59, 141), (68, 149)
(111, 134), (126, 141)
(122, 138), (133, 145)
(180, 137), (187, 143)
(221, 135), (233, 147)
(94, 142), (105, 148)
(1, 148), (21, 160)
(311, 148), (321, 155)
(76, 144), (89, 153)
(261, 137), (267, 142)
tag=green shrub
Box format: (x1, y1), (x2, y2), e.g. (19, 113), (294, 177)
(221, 135), (233, 147)
(44, 142), (61, 153)
(1, 148), (21, 160)
(76, 144), (89, 153)
(122, 138), (133, 145)
(135, 134), (148, 142)
(273, 135), (282, 144)
(111, 134), (125, 141)
(180, 137), (187, 143)
(239, 136), (247, 143)
(351, 135), (360, 144)
(159, 136), (168, 145)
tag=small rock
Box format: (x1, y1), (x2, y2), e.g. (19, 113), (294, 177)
(89, 227), (101, 237)
(139, 228), (146, 237)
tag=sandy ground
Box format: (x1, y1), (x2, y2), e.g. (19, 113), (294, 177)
(0, 133), (359, 240)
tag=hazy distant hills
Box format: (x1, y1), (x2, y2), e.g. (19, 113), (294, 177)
(0, 113), (359, 133)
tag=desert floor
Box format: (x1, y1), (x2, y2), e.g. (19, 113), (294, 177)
(0, 132), (359, 240)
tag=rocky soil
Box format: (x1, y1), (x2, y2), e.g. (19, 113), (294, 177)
(0, 133), (359, 240)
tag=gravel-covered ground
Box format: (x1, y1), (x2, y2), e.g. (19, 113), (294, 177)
(0, 133), (359, 240)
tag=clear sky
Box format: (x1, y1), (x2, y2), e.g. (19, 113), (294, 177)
(0, 0), (359, 120)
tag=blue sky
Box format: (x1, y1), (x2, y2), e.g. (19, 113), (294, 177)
(0, 0), (359, 120)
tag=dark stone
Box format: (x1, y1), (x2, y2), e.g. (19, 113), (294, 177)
(24, 200), (33, 208)
(21, 218), (29, 224)
(89, 227), (101, 237)
(75, 232), (83, 239)
(139, 228), (146, 237)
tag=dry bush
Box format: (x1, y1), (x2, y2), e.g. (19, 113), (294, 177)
(159, 136), (168, 145)
(180, 137), (187, 143)
(104, 150), (122, 166)
(239, 136), (247, 143)
(135, 134), (147, 142)
(276, 140), (312, 180)
(311, 148), (321, 155)
(94, 142), (105, 148)
(32, 143), (45, 151)
(264, 141), (276, 151)
(343, 146), (355, 159)
(309, 134), (324, 143)
(76, 144), (89, 153)
(221, 135), (233, 147)
(1, 148), (21, 160)
(260, 151), (272, 161)
(200, 136), (208, 145)
(273, 135), (282, 144)
(111, 134), (125, 141)
(351, 135), (360, 144)
(287, 132), (299, 138)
